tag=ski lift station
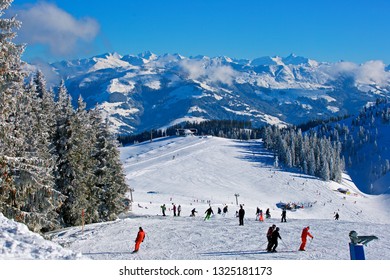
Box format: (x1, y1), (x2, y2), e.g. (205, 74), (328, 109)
(176, 128), (197, 136)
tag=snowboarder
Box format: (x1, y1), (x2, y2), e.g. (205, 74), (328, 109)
(268, 227), (282, 252)
(299, 226), (313, 251)
(222, 205), (228, 216)
(334, 212), (339, 220)
(266, 224), (276, 250)
(178, 205), (181, 216)
(133, 227), (145, 253)
(238, 204), (245, 225)
(190, 208), (197, 217)
(204, 206), (214, 220)
(281, 208), (287, 222)
(265, 208), (271, 219)
(161, 204), (166, 216)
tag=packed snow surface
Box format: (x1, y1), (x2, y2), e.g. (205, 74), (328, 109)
(1, 136), (389, 260)
(47, 136), (390, 260)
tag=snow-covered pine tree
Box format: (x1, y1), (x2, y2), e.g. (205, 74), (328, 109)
(0, 0), (63, 232)
(53, 81), (76, 226)
(64, 95), (99, 226)
(90, 108), (128, 221)
(34, 71), (57, 139)
(0, 0), (23, 157)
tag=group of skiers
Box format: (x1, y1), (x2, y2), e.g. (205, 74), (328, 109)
(266, 224), (314, 252)
(160, 203), (182, 216)
(132, 203), (317, 253)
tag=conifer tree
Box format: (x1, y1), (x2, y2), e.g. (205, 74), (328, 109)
(90, 109), (128, 221)
(53, 82), (76, 226)
(1, 0), (62, 232)
(61, 96), (99, 225)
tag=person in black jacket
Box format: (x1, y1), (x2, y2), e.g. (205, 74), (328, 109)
(281, 208), (287, 222)
(266, 224), (276, 250)
(204, 206), (214, 220)
(238, 204), (245, 225)
(268, 227), (282, 252)
(190, 208), (197, 217)
(222, 205), (228, 216)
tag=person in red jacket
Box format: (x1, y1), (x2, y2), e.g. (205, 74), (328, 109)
(133, 227), (146, 253)
(299, 226), (313, 251)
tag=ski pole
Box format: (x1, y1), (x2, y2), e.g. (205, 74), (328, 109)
(260, 240), (268, 248)
(281, 239), (290, 250)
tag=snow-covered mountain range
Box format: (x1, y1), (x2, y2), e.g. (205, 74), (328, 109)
(44, 52), (390, 134)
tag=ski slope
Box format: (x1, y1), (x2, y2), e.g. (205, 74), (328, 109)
(48, 135), (390, 260)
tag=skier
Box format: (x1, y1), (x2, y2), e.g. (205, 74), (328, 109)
(334, 212), (339, 220)
(299, 226), (314, 251)
(266, 224), (276, 250)
(172, 203), (177, 216)
(178, 205), (181, 216)
(281, 208), (287, 222)
(265, 208), (271, 219)
(133, 227), (145, 253)
(238, 204), (245, 226)
(222, 205), (228, 216)
(256, 207), (261, 220)
(218, 207), (222, 214)
(259, 209), (264, 222)
(161, 204), (166, 216)
(204, 206), (214, 220)
(190, 208), (197, 217)
(268, 227), (282, 252)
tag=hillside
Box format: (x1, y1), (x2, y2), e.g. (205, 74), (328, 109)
(119, 136), (389, 223)
(305, 101), (390, 194)
(1, 135), (389, 261)
(1, 135), (389, 260)
(47, 135), (390, 260)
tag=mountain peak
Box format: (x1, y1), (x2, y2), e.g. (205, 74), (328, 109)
(250, 55), (283, 66)
(282, 53), (318, 67)
(138, 50), (158, 61)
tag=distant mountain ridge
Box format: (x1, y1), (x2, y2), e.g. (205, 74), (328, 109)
(44, 52), (390, 134)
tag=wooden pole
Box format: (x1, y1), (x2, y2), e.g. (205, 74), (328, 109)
(81, 209), (85, 233)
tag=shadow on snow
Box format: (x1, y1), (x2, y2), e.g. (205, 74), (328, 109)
(199, 249), (295, 256)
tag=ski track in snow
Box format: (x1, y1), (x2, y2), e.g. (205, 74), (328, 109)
(46, 136), (390, 260)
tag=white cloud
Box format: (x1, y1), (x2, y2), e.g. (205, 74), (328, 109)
(323, 60), (390, 86)
(179, 59), (206, 80)
(179, 59), (236, 85)
(15, 2), (99, 56)
(207, 64), (235, 86)
(356, 60), (389, 85)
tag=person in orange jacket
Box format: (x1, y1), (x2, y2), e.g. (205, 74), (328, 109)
(299, 226), (313, 251)
(133, 227), (146, 253)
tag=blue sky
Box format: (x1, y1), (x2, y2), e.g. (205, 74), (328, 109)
(9, 0), (390, 64)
